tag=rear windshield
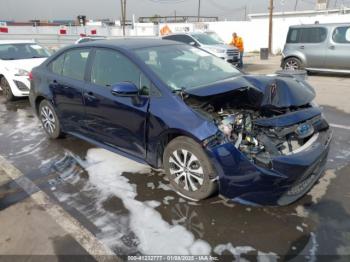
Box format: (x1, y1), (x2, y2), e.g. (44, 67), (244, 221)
(287, 27), (327, 44)
(0, 43), (51, 60)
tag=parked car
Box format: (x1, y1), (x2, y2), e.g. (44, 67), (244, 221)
(75, 36), (107, 44)
(204, 31), (225, 43)
(29, 39), (332, 205)
(282, 23), (350, 73)
(163, 32), (240, 65)
(0, 40), (50, 101)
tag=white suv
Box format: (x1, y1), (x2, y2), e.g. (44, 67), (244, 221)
(0, 40), (50, 101)
(163, 32), (240, 65)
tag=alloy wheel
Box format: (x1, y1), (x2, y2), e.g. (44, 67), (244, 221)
(284, 59), (300, 70)
(169, 149), (204, 192)
(40, 106), (56, 134)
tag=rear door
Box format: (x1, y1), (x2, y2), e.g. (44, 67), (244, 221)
(324, 25), (350, 70)
(83, 48), (151, 158)
(48, 48), (91, 134)
(298, 27), (328, 68)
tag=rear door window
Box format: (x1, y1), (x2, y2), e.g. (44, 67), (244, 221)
(62, 49), (90, 81)
(300, 27), (327, 43)
(332, 26), (350, 44)
(286, 28), (301, 43)
(49, 54), (65, 75)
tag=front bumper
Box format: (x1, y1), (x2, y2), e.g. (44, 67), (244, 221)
(7, 76), (30, 97)
(207, 128), (332, 206)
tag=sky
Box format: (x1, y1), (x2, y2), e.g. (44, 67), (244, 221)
(0, 0), (348, 21)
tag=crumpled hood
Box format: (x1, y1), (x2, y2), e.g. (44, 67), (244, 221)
(185, 74), (316, 108)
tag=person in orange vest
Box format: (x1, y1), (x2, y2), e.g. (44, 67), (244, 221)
(160, 25), (172, 36)
(230, 32), (244, 68)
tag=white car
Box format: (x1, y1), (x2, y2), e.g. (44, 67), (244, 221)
(0, 40), (50, 101)
(75, 36), (106, 44)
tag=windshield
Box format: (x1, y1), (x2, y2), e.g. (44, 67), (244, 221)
(135, 44), (241, 91)
(206, 32), (224, 43)
(191, 33), (221, 45)
(0, 43), (51, 60)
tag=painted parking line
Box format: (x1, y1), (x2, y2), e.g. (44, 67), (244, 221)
(0, 154), (119, 261)
(330, 123), (350, 131)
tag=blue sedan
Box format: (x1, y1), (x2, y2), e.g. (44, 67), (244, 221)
(29, 39), (332, 205)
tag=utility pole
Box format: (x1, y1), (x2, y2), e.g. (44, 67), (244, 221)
(268, 0), (274, 54)
(294, 0), (298, 11)
(120, 0), (126, 36)
(197, 0), (201, 22)
(123, 0), (126, 36)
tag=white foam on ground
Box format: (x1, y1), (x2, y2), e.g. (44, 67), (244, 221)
(83, 148), (211, 255)
(307, 169), (336, 204)
(294, 205), (309, 218)
(163, 196), (175, 205)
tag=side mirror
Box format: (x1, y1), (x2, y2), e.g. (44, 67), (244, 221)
(189, 41), (197, 46)
(111, 82), (139, 97)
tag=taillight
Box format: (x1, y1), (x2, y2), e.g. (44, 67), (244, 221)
(29, 71), (33, 80)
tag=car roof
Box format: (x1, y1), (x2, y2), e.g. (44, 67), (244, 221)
(163, 32), (207, 37)
(79, 38), (181, 49)
(290, 23), (350, 28)
(0, 40), (36, 45)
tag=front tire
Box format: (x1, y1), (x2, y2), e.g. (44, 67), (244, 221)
(39, 100), (63, 139)
(1, 77), (15, 102)
(163, 136), (218, 201)
(282, 57), (303, 70)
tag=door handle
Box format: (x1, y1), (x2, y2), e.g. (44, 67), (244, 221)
(50, 79), (59, 88)
(84, 91), (97, 101)
(299, 45), (305, 49)
(329, 45), (335, 50)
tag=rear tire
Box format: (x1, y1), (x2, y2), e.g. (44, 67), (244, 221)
(1, 77), (15, 102)
(39, 100), (63, 139)
(282, 57), (303, 70)
(163, 136), (218, 201)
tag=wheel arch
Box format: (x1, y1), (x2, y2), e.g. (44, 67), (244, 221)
(34, 95), (51, 116)
(151, 128), (203, 169)
(282, 54), (306, 68)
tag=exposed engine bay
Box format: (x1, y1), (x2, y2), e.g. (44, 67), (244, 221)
(183, 81), (329, 168)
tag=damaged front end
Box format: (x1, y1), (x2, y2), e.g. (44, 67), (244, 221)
(184, 75), (332, 206)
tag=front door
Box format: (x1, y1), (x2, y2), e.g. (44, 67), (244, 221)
(83, 48), (151, 158)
